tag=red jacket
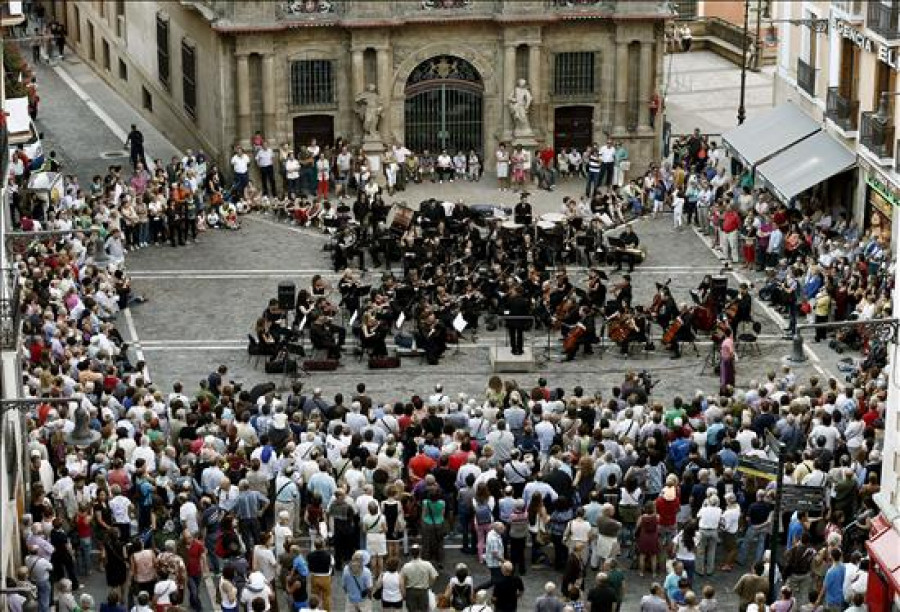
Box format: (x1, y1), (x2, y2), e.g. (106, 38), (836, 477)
(722, 211), (741, 233)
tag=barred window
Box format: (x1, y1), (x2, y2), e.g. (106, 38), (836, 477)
(156, 13), (170, 91)
(673, 0), (698, 20)
(290, 60), (335, 107)
(182, 40), (197, 119)
(553, 52), (595, 96)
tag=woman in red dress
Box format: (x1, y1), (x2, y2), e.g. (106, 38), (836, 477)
(635, 501), (661, 577)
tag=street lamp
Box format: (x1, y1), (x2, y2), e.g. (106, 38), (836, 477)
(737, 0), (751, 125)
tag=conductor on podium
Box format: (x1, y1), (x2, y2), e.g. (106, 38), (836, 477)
(502, 286), (532, 355)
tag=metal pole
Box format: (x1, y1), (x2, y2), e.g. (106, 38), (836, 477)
(753, 0), (763, 71)
(737, 0), (750, 124)
(769, 450), (785, 601)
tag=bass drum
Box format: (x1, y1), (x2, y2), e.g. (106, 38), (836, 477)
(691, 306), (716, 331)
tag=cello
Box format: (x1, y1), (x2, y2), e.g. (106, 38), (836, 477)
(563, 322), (588, 354)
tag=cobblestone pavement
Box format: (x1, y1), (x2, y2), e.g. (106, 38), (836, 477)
(36, 47), (840, 612)
(664, 50), (775, 136)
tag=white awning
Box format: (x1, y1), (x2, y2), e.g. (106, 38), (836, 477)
(721, 103), (821, 167)
(755, 131), (857, 202)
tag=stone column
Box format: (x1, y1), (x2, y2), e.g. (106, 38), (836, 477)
(502, 43), (516, 142)
(262, 54), (277, 141)
(613, 41), (629, 134)
(528, 43), (542, 139)
(376, 46), (393, 139)
(639, 42), (653, 131)
(236, 52), (251, 147)
(351, 48), (365, 97)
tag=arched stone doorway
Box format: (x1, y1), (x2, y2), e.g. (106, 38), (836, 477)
(403, 55), (484, 155)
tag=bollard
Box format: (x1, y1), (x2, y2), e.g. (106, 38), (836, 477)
(788, 331), (807, 363)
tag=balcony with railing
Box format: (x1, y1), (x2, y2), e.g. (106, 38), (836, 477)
(861, 104), (896, 161)
(797, 58), (816, 98)
(867, 1), (900, 41)
(825, 87), (859, 133)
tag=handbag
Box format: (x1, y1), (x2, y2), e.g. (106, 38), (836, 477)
(535, 516), (551, 546)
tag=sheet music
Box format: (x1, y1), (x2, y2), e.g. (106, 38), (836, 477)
(348, 310), (358, 327)
(395, 312), (406, 329)
(297, 315), (307, 332)
(453, 312), (468, 333)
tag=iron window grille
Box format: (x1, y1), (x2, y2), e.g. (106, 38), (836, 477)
(182, 41), (197, 119)
(553, 52), (596, 97)
(290, 59), (336, 107)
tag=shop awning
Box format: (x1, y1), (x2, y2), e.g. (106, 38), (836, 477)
(755, 131), (857, 202)
(867, 515), (900, 593)
(721, 103), (821, 167)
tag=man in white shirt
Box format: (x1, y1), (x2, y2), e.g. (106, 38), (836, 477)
(230, 145), (251, 195)
(598, 139), (617, 187)
(108, 484), (133, 541)
(392, 143), (411, 189)
(485, 420), (515, 462)
(696, 495), (723, 575)
(255, 142), (276, 197)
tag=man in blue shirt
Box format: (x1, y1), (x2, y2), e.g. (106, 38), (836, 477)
(663, 560), (688, 602)
(341, 551), (373, 612)
(817, 548), (845, 612)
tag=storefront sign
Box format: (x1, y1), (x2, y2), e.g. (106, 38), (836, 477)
(780, 485), (826, 512)
(737, 456), (778, 480)
(835, 18), (900, 70)
(866, 173), (900, 209)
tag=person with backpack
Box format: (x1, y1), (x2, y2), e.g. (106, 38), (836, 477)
(472, 484), (496, 563)
(443, 563), (474, 612)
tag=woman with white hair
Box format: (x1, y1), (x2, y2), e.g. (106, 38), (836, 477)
(461, 589), (493, 612)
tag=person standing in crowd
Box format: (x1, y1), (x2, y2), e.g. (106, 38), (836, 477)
(256, 141), (276, 198)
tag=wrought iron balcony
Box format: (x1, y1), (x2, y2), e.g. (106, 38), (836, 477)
(825, 87), (859, 132)
(867, 1), (900, 41)
(796, 58), (816, 98)
(0, 269), (20, 352)
(861, 109), (896, 160)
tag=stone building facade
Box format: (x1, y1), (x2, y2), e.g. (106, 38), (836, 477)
(42, 0), (668, 170)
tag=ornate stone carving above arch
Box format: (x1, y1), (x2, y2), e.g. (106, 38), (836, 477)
(391, 42), (498, 100)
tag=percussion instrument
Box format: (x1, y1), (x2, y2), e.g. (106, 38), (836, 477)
(563, 322), (587, 354)
(620, 247), (646, 264)
(541, 212), (566, 223)
(501, 221), (524, 231)
(387, 204), (415, 233)
(662, 318), (683, 345)
(536, 221), (558, 230)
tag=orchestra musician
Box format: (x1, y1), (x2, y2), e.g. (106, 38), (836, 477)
(416, 311), (446, 365)
(501, 285), (532, 355)
(730, 282), (753, 332)
(360, 311), (387, 357)
(562, 304), (597, 361)
(613, 224), (640, 272)
(616, 304), (649, 355)
(310, 313), (342, 360)
(586, 268), (608, 310)
(514, 193), (534, 226)
(613, 274), (633, 310)
(654, 285), (679, 332)
(668, 303), (696, 359)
